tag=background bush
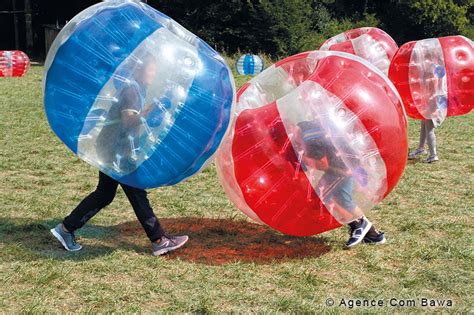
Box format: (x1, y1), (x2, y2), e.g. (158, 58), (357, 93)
(150, 0), (473, 58)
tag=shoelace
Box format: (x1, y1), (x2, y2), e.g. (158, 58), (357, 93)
(70, 232), (78, 245)
(161, 233), (177, 246)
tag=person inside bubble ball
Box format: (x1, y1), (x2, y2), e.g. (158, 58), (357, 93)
(408, 53), (446, 163)
(50, 53), (188, 256)
(295, 120), (385, 248)
(96, 56), (173, 172)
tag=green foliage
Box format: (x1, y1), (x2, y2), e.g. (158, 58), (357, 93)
(150, 0), (472, 57)
(371, 0), (472, 43)
(305, 12), (380, 50)
(259, 0), (314, 56)
(464, 25), (474, 39)
(151, 0), (313, 56)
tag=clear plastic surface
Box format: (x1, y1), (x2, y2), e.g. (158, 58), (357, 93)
(217, 51), (408, 236)
(320, 27), (398, 74)
(389, 35), (473, 120)
(44, 0), (235, 189)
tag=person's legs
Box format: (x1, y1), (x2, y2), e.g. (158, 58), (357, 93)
(419, 120), (427, 150)
(316, 172), (384, 247)
(409, 121), (427, 159)
(52, 172), (119, 251)
(333, 177), (357, 214)
(62, 172), (119, 232)
(363, 228), (386, 244)
(120, 184), (189, 255)
(332, 177), (386, 247)
(120, 184), (165, 242)
(317, 173), (354, 221)
(424, 119), (439, 163)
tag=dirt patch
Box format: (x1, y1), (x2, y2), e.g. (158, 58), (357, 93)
(118, 217), (331, 265)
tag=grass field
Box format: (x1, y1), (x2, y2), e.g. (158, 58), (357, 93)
(0, 64), (472, 313)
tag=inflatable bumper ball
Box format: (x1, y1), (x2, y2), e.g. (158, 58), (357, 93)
(320, 27), (398, 75)
(216, 51), (408, 236)
(236, 54), (264, 76)
(389, 35), (473, 122)
(0, 50), (30, 77)
(43, 0), (235, 189)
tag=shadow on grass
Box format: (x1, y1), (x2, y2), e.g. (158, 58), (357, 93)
(0, 217), (331, 265)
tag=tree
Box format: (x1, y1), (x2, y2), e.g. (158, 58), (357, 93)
(148, 0), (471, 57)
(259, 0), (314, 55)
(371, 0), (471, 44)
(151, 0), (314, 57)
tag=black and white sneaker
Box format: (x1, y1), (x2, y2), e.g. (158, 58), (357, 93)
(152, 234), (189, 256)
(346, 217), (373, 248)
(363, 231), (386, 245)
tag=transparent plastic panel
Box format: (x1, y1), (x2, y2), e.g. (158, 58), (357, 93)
(218, 51), (407, 236)
(235, 56), (245, 75)
(351, 34), (390, 74)
(217, 51), (322, 223)
(467, 37), (474, 48)
(76, 28), (198, 176)
(139, 1), (198, 47)
(409, 39), (448, 121)
(237, 66), (294, 112)
(320, 27), (398, 75)
(43, 0), (235, 188)
(276, 81), (387, 224)
(252, 56), (264, 74)
(320, 33), (348, 50)
(237, 52), (321, 112)
(345, 27), (370, 39)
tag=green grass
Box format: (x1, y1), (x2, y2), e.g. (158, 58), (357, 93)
(0, 64), (472, 313)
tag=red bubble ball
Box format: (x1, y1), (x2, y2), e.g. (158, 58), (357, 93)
(388, 36), (473, 120)
(217, 51), (408, 236)
(0, 51), (30, 77)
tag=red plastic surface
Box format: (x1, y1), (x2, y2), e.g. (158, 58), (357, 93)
(0, 50), (30, 77)
(389, 36), (473, 119)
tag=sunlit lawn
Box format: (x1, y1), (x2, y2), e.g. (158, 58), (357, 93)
(0, 64), (472, 313)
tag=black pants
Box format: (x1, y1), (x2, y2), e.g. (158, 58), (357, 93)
(63, 172), (165, 242)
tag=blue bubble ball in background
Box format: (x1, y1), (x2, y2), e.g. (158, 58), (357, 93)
(43, 0), (235, 189)
(235, 54), (264, 76)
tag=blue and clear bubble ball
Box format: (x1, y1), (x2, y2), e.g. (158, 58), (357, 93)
(43, 0), (235, 189)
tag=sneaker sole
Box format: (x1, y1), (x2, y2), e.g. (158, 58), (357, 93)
(364, 238), (387, 245)
(153, 236), (189, 256)
(346, 222), (373, 248)
(50, 228), (82, 252)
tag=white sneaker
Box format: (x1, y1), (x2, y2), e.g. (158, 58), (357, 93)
(424, 155), (439, 163)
